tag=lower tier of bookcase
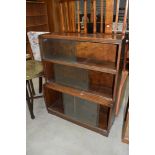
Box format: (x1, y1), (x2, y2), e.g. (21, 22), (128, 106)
(44, 84), (115, 136)
(47, 107), (109, 136)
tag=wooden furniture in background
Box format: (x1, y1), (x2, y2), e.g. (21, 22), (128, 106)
(26, 1), (49, 32)
(26, 60), (43, 119)
(27, 31), (49, 94)
(100, 0), (104, 33)
(115, 34), (129, 116)
(115, 71), (128, 116)
(123, 40), (129, 71)
(122, 0), (129, 35)
(57, 0), (128, 35)
(26, 1), (49, 114)
(26, 32), (48, 119)
(122, 98), (129, 143)
(26, 0), (49, 55)
(114, 0), (120, 33)
(105, 0), (114, 33)
(26, 1), (49, 95)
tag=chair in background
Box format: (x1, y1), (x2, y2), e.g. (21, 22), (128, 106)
(26, 31), (49, 119)
(26, 60), (43, 119)
(27, 31), (49, 93)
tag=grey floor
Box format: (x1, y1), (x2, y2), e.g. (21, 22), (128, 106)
(27, 79), (129, 155)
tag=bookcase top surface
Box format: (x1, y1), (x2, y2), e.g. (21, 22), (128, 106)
(40, 32), (125, 44)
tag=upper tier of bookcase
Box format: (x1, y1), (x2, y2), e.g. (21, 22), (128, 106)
(39, 32), (125, 76)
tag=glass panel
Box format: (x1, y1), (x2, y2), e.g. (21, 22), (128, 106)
(54, 64), (89, 90)
(41, 38), (117, 68)
(42, 38), (76, 61)
(45, 87), (109, 130)
(44, 62), (114, 98)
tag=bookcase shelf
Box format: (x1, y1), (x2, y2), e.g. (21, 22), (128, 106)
(45, 83), (113, 107)
(27, 23), (48, 28)
(26, 14), (47, 17)
(40, 32), (125, 136)
(43, 58), (116, 74)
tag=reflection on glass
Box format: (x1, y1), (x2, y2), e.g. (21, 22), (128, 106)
(54, 64), (89, 91)
(43, 38), (76, 61)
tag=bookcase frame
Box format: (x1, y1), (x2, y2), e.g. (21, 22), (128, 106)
(39, 32), (125, 136)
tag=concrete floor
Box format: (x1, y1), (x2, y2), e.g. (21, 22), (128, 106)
(27, 79), (129, 155)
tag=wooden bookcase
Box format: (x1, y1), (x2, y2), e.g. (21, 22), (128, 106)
(39, 32), (125, 136)
(26, 1), (49, 32)
(26, 1), (49, 54)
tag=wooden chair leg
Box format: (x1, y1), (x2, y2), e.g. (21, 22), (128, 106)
(39, 77), (42, 93)
(26, 81), (35, 119)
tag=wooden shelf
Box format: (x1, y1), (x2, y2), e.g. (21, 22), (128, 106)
(26, 14), (47, 17)
(26, 1), (45, 4)
(27, 23), (48, 28)
(45, 83), (113, 107)
(44, 58), (116, 74)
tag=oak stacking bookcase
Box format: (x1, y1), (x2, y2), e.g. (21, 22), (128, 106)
(39, 32), (125, 136)
(38, 0), (128, 136)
